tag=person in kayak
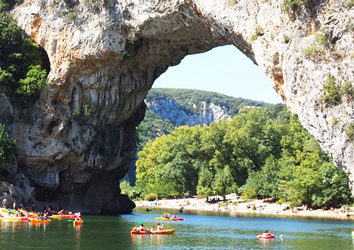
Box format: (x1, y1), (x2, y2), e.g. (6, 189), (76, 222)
(262, 230), (272, 236)
(150, 225), (155, 232)
(137, 223), (148, 232)
(156, 223), (163, 231)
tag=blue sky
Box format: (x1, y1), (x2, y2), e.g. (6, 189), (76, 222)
(153, 45), (283, 104)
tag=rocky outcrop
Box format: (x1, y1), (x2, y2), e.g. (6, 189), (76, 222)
(147, 98), (231, 126)
(7, 0), (353, 212)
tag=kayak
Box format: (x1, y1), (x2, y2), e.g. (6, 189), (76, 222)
(151, 229), (175, 234)
(30, 219), (50, 223)
(28, 212), (38, 218)
(51, 214), (75, 219)
(2, 216), (28, 221)
(130, 228), (175, 235)
(155, 217), (183, 221)
(257, 234), (275, 239)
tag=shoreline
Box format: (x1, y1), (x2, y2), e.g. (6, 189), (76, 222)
(134, 195), (354, 221)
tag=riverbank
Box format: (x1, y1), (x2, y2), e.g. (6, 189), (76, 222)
(135, 194), (354, 221)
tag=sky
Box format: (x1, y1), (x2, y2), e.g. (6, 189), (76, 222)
(153, 45), (283, 104)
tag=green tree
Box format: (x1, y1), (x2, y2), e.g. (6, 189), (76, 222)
(0, 123), (15, 171)
(212, 165), (237, 200)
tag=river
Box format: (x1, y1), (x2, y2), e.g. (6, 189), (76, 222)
(0, 208), (352, 249)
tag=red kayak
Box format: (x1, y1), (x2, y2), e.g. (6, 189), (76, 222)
(257, 234), (275, 239)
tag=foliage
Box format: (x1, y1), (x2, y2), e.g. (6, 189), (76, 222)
(251, 26), (264, 41)
(144, 193), (158, 201)
(320, 74), (341, 105)
(282, 0), (308, 13)
(146, 88), (271, 116)
(346, 123), (354, 141)
(303, 46), (320, 56)
(136, 106), (352, 208)
(120, 181), (140, 199)
(0, 13), (49, 106)
(229, 0), (238, 6)
(136, 110), (174, 148)
(315, 32), (330, 47)
(0, 0), (23, 12)
(343, 0), (354, 8)
(0, 123), (15, 171)
(340, 81), (353, 100)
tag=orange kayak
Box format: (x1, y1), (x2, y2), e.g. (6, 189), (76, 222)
(30, 219), (50, 223)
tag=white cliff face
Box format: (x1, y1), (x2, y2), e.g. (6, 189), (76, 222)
(9, 0), (353, 211)
(147, 98), (231, 126)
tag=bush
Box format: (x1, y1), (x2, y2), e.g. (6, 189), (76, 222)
(321, 74), (341, 105)
(303, 46), (320, 56)
(346, 123), (354, 141)
(0, 123), (15, 171)
(144, 193), (158, 201)
(0, 13), (49, 106)
(282, 0), (308, 13)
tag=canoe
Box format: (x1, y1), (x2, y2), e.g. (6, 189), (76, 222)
(152, 229), (175, 234)
(257, 234), (275, 239)
(155, 217), (183, 221)
(51, 214), (75, 219)
(2, 216), (28, 221)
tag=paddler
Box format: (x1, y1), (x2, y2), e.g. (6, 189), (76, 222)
(156, 223), (163, 231)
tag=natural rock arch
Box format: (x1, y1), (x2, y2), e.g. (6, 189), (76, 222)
(10, 0), (353, 212)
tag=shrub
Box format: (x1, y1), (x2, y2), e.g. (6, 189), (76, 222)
(0, 123), (15, 171)
(321, 74), (341, 105)
(251, 26), (264, 41)
(17, 65), (47, 97)
(144, 193), (158, 201)
(346, 123), (354, 141)
(303, 46), (320, 56)
(241, 186), (257, 200)
(340, 81), (353, 99)
(315, 32), (330, 47)
(282, 0), (308, 13)
(229, 0), (238, 6)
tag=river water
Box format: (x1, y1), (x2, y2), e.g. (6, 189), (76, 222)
(0, 208), (352, 249)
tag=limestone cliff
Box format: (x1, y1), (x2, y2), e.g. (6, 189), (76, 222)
(6, 0), (353, 212)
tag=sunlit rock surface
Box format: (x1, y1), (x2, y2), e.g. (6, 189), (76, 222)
(6, 0), (353, 212)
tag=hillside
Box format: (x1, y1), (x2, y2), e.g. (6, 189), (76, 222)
(137, 88), (275, 147)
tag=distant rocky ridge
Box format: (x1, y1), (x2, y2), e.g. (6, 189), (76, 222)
(146, 88), (272, 125)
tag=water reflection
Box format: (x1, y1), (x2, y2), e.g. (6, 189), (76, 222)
(73, 223), (82, 249)
(1, 220), (28, 232)
(131, 233), (168, 247)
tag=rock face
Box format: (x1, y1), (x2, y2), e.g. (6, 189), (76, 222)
(8, 0), (353, 212)
(147, 98), (231, 126)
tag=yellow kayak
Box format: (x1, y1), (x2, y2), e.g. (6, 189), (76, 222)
(155, 217), (183, 221)
(152, 229), (175, 234)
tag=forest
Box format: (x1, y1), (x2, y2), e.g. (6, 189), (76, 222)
(125, 106), (353, 208)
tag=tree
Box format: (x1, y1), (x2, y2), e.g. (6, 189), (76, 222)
(0, 123), (15, 171)
(212, 165), (237, 200)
